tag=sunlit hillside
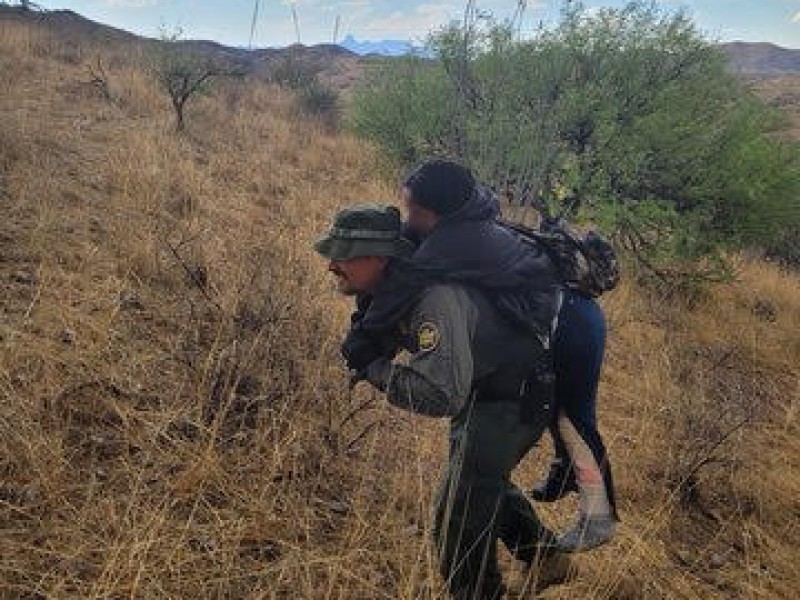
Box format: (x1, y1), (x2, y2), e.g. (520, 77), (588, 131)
(1, 12), (798, 600)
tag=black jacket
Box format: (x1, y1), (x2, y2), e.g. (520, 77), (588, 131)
(343, 186), (561, 370)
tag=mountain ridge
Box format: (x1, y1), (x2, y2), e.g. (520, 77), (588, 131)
(720, 41), (800, 76)
(1, 5), (798, 77)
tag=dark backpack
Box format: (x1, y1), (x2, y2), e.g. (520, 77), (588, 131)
(500, 217), (620, 298)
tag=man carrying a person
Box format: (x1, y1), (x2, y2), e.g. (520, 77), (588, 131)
(314, 203), (567, 599)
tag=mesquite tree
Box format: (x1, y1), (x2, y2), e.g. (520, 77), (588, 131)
(350, 1), (800, 271)
(151, 31), (221, 132)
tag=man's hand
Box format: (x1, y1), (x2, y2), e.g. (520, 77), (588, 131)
(364, 357), (392, 392)
(348, 368), (365, 390)
(341, 325), (384, 372)
(348, 358), (392, 392)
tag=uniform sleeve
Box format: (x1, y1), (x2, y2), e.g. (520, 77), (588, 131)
(382, 285), (476, 417)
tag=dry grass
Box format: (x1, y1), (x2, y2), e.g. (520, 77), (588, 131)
(1, 17), (799, 600)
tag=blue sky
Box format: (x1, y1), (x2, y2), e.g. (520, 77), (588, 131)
(32, 1), (800, 48)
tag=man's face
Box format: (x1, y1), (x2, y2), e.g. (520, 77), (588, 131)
(328, 256), (389, 295)
(401, 186), (438, 238)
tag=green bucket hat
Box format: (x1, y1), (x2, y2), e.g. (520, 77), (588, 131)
(314, 204), (414, 261)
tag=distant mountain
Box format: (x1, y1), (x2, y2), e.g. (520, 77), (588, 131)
(0, 6), (138, 43)
(3, 6), (799, 79)
(336, 37), (800, 72)
(338, 35), (416, 57)
(721, 42), (800, 76)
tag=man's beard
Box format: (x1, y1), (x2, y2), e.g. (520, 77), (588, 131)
(335, 275), (357, 296)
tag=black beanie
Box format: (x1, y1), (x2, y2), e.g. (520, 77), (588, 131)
(403, 159), (475, 217)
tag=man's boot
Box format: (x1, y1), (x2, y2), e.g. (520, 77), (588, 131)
(530, 459), (578, 502)
(556, 513), (617, 552)
(506, 551), (571, 596)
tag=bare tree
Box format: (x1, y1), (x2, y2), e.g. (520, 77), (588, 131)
(157, 56), (218, 132)
(151, 33), (222, 132)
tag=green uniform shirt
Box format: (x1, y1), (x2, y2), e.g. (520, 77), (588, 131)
(368, 283), (545, 417)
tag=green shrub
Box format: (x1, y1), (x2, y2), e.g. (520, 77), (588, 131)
(298, 80), (338, 120)
(268, 55), (321, 91)
(349, 0), (800, 272)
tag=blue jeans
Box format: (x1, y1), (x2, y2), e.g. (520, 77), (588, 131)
(551, 289), (617, 516)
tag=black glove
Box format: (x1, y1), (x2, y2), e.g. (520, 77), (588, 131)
(364, 357), (391, 392)
(341, 324), (384, 372)
(347, 357), (392, 392)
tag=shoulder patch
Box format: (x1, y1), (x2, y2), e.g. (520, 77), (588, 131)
(417, 321), (440, 353)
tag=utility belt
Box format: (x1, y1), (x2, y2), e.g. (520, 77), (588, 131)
(471, 349), (555, 424)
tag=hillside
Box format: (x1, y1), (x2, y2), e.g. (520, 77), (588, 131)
(1, 9), (799, 600)
(721, 42), (800, 76)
